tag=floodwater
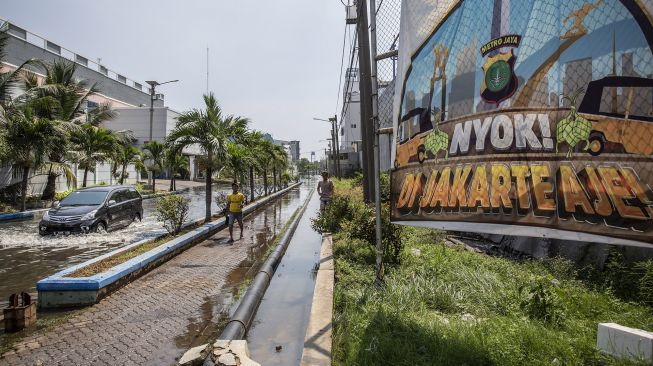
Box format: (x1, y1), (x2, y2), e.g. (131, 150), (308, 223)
(247, 183), (322, 365)
(169, 182), (316, 362)
(0, 184), (233, 305)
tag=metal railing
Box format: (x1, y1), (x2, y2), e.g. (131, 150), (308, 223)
(0, 17), (151, 94)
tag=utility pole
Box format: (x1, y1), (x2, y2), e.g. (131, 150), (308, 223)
(356, 0), (374, 202)
(369, 0), (384, 284)
(145, 79), (178, 186)
(329, 115), (341, 178)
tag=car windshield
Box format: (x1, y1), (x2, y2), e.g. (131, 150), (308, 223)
(60, 191), (108, 206)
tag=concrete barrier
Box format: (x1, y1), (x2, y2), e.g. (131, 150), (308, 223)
(36, 182), (302, 308)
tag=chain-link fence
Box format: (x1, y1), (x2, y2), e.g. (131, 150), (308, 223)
(372, 0), (401, 170)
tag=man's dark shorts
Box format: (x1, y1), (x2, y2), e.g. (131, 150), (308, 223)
(228, 212), (243, 227)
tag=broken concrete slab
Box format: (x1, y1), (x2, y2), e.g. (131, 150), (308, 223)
(178, 343), (210, 366)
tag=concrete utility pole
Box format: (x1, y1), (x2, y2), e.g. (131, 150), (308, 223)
(145, 79), (178, 185)
(369, 0), (384, 284)
(329, 115), (341, 178)
(315, 117), (340, 178)
(356, 0), (374, 202)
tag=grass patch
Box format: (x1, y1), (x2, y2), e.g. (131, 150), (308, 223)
(329, 178), (653, 366)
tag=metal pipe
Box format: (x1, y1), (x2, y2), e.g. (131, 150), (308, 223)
(213, 187), (314, 343)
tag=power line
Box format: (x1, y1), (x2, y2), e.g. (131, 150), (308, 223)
(334, 21), (349, 115)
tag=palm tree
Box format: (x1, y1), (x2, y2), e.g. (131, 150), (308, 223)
(164, 148), (189, 191)
(0, 31), (38, 105)
(226, 141), (251, 186)
(253, 139), (274, 195)
(22, 60), (112, 199)
(270, 144), (288, 192)
(242, 130), (265, 202)
(143, 140), (166, 192)
(114, 144), (143, 184)
(69, 124), (119, 187)
(0, 107), (63, 210)
(167, 92), (249, 223)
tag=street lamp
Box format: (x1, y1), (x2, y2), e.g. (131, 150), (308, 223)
(145, 79), (179, 143)
(145, 79), (178, 186)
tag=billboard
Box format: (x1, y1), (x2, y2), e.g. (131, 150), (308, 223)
(391, 0), (653, 247)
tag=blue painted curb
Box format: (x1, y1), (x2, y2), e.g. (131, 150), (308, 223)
(0, 211), (34, 222)
(36, 182), (302, 296)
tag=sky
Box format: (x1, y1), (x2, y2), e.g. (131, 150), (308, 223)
(2, 0), (347, 160)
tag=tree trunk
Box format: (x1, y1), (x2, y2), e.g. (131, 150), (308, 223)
(205, 151), (213, 223)
(20, 166), (29, 211)
(273, 166), (277, 192)
(249, 166), (254, 203)
(152, 172), (156, 193)
(120, 164), (126, 184)
(41, 164), (58, 200)
(82, 167), (89, 187)
(169, 169), (174, 191)
(263, 168), (268, 195)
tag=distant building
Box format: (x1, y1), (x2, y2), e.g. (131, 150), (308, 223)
(0, 18), (200, 193)
(288, 141), (300, 161)
(339, 67), (362, 175)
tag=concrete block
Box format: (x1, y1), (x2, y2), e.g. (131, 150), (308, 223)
(178, 343), (210, 366)
(597, 323), (653, 363)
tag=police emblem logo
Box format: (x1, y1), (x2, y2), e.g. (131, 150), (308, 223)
(479, 35), (521, 105)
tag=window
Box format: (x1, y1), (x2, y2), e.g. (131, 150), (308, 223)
(75, 54), (88, 67)
(117, 75), (127, 84)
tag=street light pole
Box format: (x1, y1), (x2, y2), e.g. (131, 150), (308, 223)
(145, 79), (178, 186)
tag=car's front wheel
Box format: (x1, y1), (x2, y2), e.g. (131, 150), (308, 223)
(94, 222), (107, 234)
(588, 133), (605, 156)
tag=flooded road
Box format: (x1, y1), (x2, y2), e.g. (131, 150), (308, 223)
(0, 184), (233, 303)
(247, 184), (322, 365)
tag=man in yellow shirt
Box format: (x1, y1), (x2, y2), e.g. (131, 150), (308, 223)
(227, 183), (245, 242)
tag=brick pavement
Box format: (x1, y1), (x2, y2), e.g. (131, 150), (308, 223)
(0, 187), (304, 366)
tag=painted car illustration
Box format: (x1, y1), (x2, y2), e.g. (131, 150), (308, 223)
(395, 107), (432, 168)
(578, 76), (653, 156)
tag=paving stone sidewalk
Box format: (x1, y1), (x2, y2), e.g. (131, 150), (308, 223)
(0, 188), (303, 366)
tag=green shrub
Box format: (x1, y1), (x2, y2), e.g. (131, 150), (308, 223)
(154, 195), (190, 234)
(636, 260), (653, 306)
(519, 274), (566, 326)
(311, 196), (354, 233)
(54, 189), (73, 202)
(135, 182), (145, 193)
(343, 203), (404, 264)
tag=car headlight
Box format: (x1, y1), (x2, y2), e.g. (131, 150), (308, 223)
(42, 211), (50, 220)
(81, 210), (98, 221)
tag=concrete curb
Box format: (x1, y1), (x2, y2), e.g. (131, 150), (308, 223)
(300, 234), (334, 366)
(36, 182), (302, 308)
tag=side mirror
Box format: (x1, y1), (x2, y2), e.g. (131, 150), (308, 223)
(53, 201), (60, 208)
(108, 200), (117, 206)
